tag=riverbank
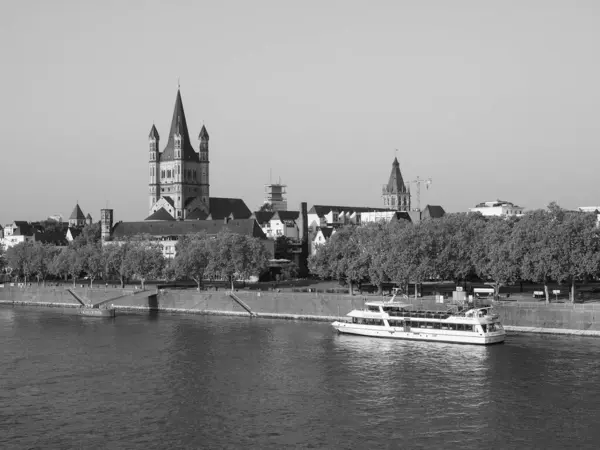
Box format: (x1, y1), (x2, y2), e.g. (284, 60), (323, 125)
(2, 286), (600, 336)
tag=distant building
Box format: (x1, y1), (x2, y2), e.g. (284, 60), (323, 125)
(469, 200), (524, 217)
(264, 181), (288, 211)
(68, 203), (87, 227)
(311, 227), (336, 256)
(307, 205), (389, 231)
(382, 157), (411, 211)
(1, 221), (67, 250)
(251, 210), (300, 240)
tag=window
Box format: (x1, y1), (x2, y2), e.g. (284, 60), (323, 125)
(161, 170), (165, 179)
(193, 170), (197, 180)
(167, 170), (171, 178)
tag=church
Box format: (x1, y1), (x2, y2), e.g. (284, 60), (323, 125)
(146, 88), (249, 221)
(100, 88), (271, 258)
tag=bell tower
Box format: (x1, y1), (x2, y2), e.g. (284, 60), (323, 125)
(382, 157), (411, 212)
(198, 125), (210, 208)
(148, 125), (160, 211)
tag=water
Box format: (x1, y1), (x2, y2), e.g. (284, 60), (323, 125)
(1, 306), (599, 449)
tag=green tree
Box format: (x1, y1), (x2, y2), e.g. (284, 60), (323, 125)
(124, 238), (165, 290)
(172, 232), (211, 290)
(50, 247), (71, 282)
(206, 231), (270, 290)
(72, 222), (101, 248)
(259, 203), (273, 212)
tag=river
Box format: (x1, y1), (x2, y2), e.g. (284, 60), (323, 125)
(1, 306), (598, 449)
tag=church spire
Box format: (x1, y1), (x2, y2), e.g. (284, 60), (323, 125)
(386, 157), (407, 194)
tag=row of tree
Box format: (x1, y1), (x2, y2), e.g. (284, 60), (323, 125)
(1, 227), (270, 291)
(308, 204), (600, 303)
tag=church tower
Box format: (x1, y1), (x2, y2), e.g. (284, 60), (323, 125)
(148, 89), (209, 220)
(382, 157), (411, 211)
(198, 125), (210, 207)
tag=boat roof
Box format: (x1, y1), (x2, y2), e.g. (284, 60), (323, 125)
(364, 300), (412, 308)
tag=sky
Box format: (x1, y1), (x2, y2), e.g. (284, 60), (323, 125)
(1, 0), (599, 225)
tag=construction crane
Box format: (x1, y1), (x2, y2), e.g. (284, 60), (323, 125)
(410, 176), (432, 212)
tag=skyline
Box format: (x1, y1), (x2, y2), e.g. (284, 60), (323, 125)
(2, 1), (600, 225)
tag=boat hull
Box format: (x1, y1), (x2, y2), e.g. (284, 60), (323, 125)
(332, 321), (505, 345)
(78, 308), (116, 318)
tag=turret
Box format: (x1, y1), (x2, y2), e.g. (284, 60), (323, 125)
(148, 125), (161, 211)
(100, 209), (114, 242)
(198, 125), (210, 207)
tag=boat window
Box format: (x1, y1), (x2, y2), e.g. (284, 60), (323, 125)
(352, 317), (358, 324)
(464, 324), (473, 332)
(457, 324), (464, 331)
(481, 324), (488, 333)
(433, 323), (441, 329)
(449, 324), (457, 331)
(441, 323), (449, 330)
(368, 306), (380, 312)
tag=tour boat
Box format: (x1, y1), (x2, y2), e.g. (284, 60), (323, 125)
(78, 306), (116, 318)
(332, 299), (505, 345)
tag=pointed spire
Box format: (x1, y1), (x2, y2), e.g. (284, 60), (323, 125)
(69, 203), (86, 221)
(386, 157), (407, 194)
(199, 124), (209, 140)
(168, 89), (192, 143)
(149, 124), (160, 140)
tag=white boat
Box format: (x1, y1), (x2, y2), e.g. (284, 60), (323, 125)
(332, 299), (505, 345)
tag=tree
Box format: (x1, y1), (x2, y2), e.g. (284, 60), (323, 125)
(172, 232), (210, 290)
(50, 247), (71, 283)
(72, 222), (101, 248)
(124, 238), (165, 290)
(6, 241), (36, 284)
(274, 236), (294, 260)
(30, 242), (56, 286)
(553, 211), (600, 303)
(104, 241), (133, 288)
(513, 210), (558, 303)
(308, 226), (368, 295)
(471, 217), (520, 300)
(433, 213), (485, 286)
(206, 231), (270, 290)
(259, 203), (273, 212)
(81, 243), (105, 288)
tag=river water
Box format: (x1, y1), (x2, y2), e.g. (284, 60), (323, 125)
(1, 306), (599, 449)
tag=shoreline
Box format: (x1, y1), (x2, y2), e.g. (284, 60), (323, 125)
(3, 299), (600, 337)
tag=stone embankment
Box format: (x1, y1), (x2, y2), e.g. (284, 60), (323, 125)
(1, 285), (600, 336)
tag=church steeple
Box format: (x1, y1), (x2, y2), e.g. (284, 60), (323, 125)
(162, 89), (198, 162)
(382, 157), (410, 211)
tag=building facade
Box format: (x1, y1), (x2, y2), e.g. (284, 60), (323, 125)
(148, 89), (210, 220)
(469, 200), (524, 217)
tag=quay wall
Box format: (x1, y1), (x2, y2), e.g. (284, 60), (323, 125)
(2, 286), (600, 333)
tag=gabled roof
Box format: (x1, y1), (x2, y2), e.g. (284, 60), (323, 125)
(69, 204), (86, 221)
(160, 89), (200, 162)
(308, 205), (389, 217)
(319, 227), (335, 239)
(12, 221), (36, 236)
(272, 210), (299, 221)
(112, 219), (266, 240)
(209, 197), (251, 220)
(422, 205), (446, 219)
(67, 227), (83, 239)
(86, 213), (92, 220)
(186, 208), (209, 220)
(390, 212), (412, 223)
(145, 208), (175, 221)
(384, 157), (408, 194)
(162, 196), (175, 207)
(251, 211), (275, 224)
